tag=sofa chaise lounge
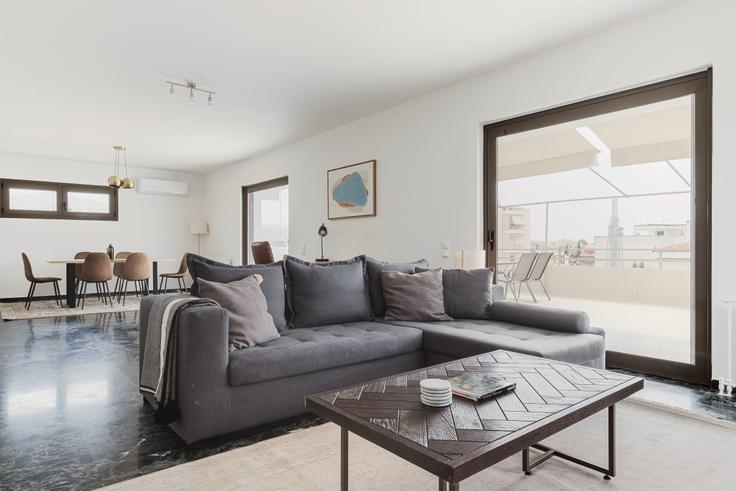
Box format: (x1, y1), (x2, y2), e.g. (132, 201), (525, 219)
(139, 255), (604, 444)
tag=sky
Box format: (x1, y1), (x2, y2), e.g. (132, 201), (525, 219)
(498, 159), (693, 244)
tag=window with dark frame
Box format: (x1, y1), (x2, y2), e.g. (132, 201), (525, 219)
(0, 178), (118, 221)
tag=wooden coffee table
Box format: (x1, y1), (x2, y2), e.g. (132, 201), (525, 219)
(305, 350), (643, 490)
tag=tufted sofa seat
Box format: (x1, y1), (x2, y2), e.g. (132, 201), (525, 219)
(382, 319), (605, 368)
(228, 322), (423, 386)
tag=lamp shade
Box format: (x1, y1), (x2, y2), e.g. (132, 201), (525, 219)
(453, 250), (486, 270)
(190, 222), (209, 235)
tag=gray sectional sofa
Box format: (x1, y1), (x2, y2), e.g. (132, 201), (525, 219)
(139, 255), (604, 444)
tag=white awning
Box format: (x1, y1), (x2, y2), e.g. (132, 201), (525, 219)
(496, 96), (693, 207)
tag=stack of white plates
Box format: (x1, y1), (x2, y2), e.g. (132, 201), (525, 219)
(420, 379), (452, 407)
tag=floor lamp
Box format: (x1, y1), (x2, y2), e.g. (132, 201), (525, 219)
(190, 222), (209, 255)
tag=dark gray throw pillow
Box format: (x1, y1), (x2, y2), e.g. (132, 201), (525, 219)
(197, 275), (280, 351)
(283, 255), (372, 328)
(187, 254), (288, 331)
(366, 257), (429, 318)
(380, 269), (452, 322)
(416, 267), (495, 319)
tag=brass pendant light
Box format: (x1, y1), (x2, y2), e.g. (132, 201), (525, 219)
(108, 145), (135, 190)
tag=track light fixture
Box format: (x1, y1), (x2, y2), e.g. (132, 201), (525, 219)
(167, 80), (215, 105)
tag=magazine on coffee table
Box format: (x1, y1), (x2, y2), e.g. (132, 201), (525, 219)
(447, 373), (516, 401)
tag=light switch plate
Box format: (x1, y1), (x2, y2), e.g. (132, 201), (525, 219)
(440, 241), (450, 258)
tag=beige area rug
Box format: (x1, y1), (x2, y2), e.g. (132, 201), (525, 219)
(103, 401), (736, 491)
(0, 297), (140, 321)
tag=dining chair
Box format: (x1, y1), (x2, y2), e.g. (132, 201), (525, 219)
(21, 253), (63, 310)
(74, 251), (90, 297)
(526, 252), (553, 301)
(117, 253), (151, 306)
(251, 241), (274, 265)
(112, 251), (131, 299)
(77, 253), (114, 309)
(160, 253), (188, 293)
(497, 252), (537, 302)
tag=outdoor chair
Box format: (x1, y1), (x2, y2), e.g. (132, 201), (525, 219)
(497, 252), (537, 302)
(525, 252), (553, 302)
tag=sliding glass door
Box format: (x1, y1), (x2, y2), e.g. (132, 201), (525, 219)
(484, 70), (711, 384)
(242, 177), (289, 265)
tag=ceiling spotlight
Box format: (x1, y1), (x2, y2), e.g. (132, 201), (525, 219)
(165, 80), (215, 105)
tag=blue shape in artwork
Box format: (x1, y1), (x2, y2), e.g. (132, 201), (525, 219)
(332, 171), (368, 208)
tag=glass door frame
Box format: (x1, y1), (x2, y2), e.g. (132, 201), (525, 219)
(241, 176), (289, 265)
(483, 69), (712, 384)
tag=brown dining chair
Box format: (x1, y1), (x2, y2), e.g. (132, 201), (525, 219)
(112, 251), (131, 298)
(251, 241), (274, 264)
(117, 253), (151, 306)
(21, 253), (62, 310)
(160, 253), (188, 293)
(77, 253), (114, 309)
(74, 251), (90, 297)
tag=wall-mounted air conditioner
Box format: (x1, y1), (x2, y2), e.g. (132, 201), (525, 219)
(137, 178), (189, 197)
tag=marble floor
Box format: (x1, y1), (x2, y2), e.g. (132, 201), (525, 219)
(1, 311), (734, 490)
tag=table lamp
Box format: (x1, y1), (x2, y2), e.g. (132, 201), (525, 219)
(315, 223), (329, 263)
(190, 222), (209, 255)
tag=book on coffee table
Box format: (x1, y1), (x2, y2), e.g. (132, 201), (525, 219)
(447, 373), (516, 401)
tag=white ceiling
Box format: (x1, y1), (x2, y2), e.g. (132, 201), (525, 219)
(0, 0), (686, 173)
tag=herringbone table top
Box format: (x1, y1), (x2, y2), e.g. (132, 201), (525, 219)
(306, 350), (643, 481)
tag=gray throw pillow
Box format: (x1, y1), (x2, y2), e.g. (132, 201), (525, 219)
(442, 268), (495, 319)
(380, 269), (452, 322)
(283, 255), (372, 328)
(416, 267), (495, 319)
(197, 275), (280, 351)
(187, 254), (288, 331)
(366, 257), (429, 318)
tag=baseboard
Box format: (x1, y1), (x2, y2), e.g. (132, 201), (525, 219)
(0, 289), (188, 303)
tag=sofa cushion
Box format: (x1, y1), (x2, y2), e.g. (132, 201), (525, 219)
(380, 269), (452, 321)
(227, 321), (423, 386)
(198, 275), (280, 350)
(366, 257), (428, 317)
(283, 255), (372, 328)
(416, 267), (495, 319)
(382, 319), (605, 367)
(187, 254), (288, 331)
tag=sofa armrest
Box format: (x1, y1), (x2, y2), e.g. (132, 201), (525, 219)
(176, 305), (230, 390)
(489, 300), (590, 334)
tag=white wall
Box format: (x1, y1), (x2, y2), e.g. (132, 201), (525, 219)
(203, 0), (736, 380)
(0, 155), (205, 298)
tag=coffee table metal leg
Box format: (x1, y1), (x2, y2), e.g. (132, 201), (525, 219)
(439, 478), (447, 491)
(521, 403), (616, 479)
(522, 447), (532, 475)
(341, 427), (348, 491)
(605, 404), (616, 479)
(449, 482), (460, 491)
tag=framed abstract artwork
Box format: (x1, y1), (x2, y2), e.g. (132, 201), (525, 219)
(327, 160), (376, 220)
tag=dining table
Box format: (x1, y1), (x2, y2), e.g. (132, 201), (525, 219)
(47, 257), (175, 308)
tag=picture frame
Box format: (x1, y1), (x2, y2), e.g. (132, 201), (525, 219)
(327, 159), (376, 220)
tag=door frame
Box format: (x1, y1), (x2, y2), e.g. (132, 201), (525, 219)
(241, 176), (289, 265)
(483, 69), (712, 384)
